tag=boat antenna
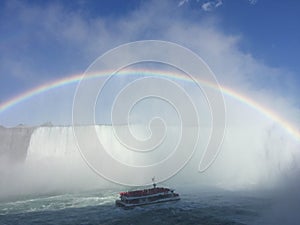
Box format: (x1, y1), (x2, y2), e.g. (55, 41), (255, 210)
(152, 177), (156, 188)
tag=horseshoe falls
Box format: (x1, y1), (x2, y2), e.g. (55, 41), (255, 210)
(0, 124), (299, 225)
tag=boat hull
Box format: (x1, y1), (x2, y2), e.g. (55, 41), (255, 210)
(115, 196), (180, 209)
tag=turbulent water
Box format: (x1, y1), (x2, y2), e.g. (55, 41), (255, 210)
(0, 189), (272, 225)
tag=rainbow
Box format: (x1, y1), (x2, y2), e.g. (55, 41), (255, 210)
(0, 69), (299, 140)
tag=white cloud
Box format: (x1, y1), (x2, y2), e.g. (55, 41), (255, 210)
(201, 1), (214, 11)
(178, 0), (189, 7)
(248, 0), (258, 5)
(215, 0), (223, 8)
(201, 0), (223, 12)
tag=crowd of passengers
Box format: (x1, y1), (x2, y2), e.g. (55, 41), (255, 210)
(120, 187), (170, 197)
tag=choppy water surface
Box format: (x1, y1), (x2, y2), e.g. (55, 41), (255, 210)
(0, 189), (273, 225)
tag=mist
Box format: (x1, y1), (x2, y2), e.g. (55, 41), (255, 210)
(0, 105), (299, 199)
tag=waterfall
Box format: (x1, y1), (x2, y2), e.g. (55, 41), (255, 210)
(0, 125), (34, 161)
(0, 123), (299, 200)
(27, 126), (79, 159)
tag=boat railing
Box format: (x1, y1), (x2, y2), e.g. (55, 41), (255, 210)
(120, 187), (171, 197)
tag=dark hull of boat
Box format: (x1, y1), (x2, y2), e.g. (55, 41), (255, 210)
(115, 196), (180, 209)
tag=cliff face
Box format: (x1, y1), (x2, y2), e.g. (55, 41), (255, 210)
(0, 126), (35, 161)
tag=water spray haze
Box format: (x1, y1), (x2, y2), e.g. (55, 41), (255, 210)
(72, 40), (226, 186)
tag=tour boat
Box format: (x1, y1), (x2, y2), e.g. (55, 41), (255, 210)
(115, 180), (180, 209)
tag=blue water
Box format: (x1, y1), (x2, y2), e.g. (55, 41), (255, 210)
(0, 189), (272, 225)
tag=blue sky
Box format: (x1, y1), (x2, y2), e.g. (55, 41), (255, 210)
(0, 0), (299, 126)
(216, 0), (300, 73)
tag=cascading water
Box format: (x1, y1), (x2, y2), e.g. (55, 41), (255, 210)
(27, 126), (79, 159)
(0, 121), (298, 200)
(0, 125), (34, 161)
